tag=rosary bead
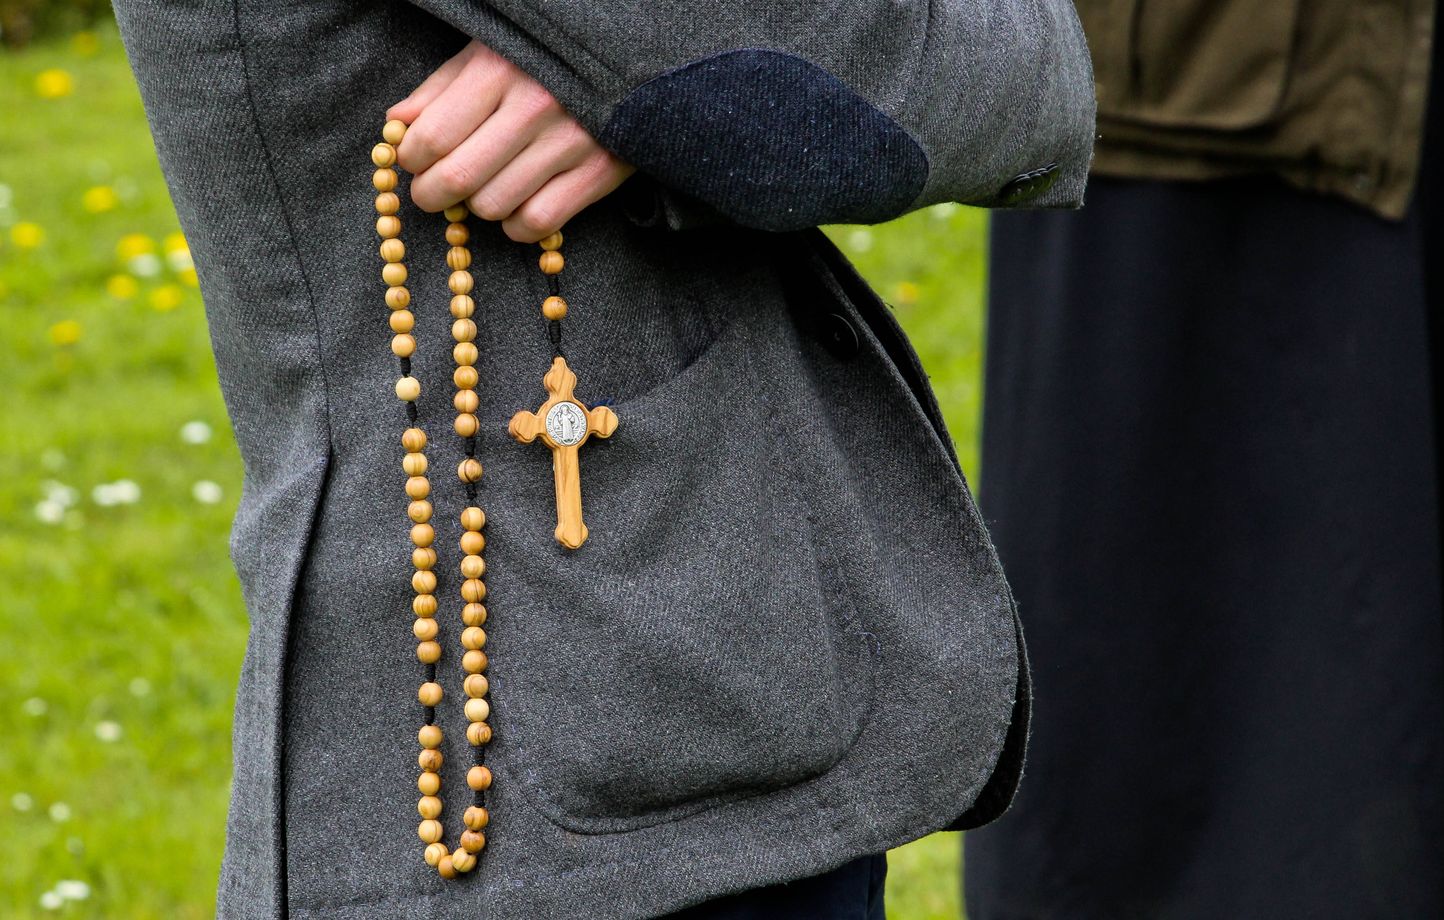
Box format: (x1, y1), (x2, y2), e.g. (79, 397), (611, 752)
(383, 119), (407, 145)
(458, 458), (484, 483)
(454, 365), (479, 389)
(413, 618), (438, 641)
(411, 569), (437, 594)
(453, 342), (479, 366)
(464, 697), (491, 723)
(409, 522), (435, 547)
(418, 795), (443, 819)
(424, 841), (448, 867)
(451, 849), (478, 873)
(418, 681), (444, 706)
(461, 507), (486, 531)
(452, 318), (477, 342)
(390, 334), (416, 358)
(375, 192), (400, 216)
(467, 765), (493, 791)
(419, 749), (443, 771)
(447, 246), (472, 271)
(454, 414), (479, 438)
(402, 428), (427, 451)
(448, 271), (474, 295)
(405, 476), (430, 500)
(395, 376), (421, 402)
(408, 500), (433, 524)
(382, 262), (408, 286)
(386, 286), (411, 310)
(464, 806), (491, 831)
(542, 295), (568, 320)
(450, 294), (475, 318)
(539, 250), (564, 274)
(418, 771), (441, 796)
(376, 215), (402, 238)
(539, 230), (563, 251)
(417, 640), (442, 664)
(462, 603), (487, 627)
(460, 531), (485, 555)
(418, 819), (443, 844)
(437, 855), (458, 879)
(412, 547), (437, 571)
(464, 674), (490, 699)
(380, 238), (405, 262)
(467, 721), (493, 746)
(389, 310), (415, 333)
(402, 452), (428, 476)
(444, 204), (469, 222)
(418, 724), (443, 749)
(412, 594), (437, 617)
(454, 389), (479, 414)
(373, 167), (398, 192)
(460, 554), (485, 579)
(463, 650), (488, 674)
(446, 222), (470, 246)
(461, 578), (487, 603)
(371, 143), (397, 168)
(461, 829), (487, 853)
(461, 626), (487, 651)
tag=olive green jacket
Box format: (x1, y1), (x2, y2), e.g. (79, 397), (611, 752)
(1080, 0), (1436, 217)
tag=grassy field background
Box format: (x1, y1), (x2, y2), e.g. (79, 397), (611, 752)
(0, 26), (987, 918)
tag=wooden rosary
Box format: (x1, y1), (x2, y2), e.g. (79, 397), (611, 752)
(371, 118), (617, 878)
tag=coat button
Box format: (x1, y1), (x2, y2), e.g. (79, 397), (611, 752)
(997, 162), (1060, 205)
(822, 312), (859, 359)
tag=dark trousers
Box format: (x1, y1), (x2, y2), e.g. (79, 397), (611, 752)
(660, 853), (887, 919)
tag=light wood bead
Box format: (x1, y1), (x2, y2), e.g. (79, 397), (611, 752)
(376, 215), (401, 238)
(412, 594), (437, 617)
(410, 522), (435, 547)
(418, 749), (443, 771)
(395, 376), (421, 402)
(417, 640), (442, 664)
(467, 765), (493, 791)
(418, 819), (443, 844)
(402, 428), (427, 451)
(460, 554), (485, 579)
(411, 569), (437, 594)
(464, 674), (490, 699)
(373, 168), (398, 192)
(391, 334), (416, 358)
(451, 849), (477, 873)
(461, 830), (487, 853)
(452, 318), (477, 342)
(454, 389), (479, 414)
(539, 231), (563, 251)
(458, 458), (483, 483)
(450, 294), (474, 318)
(465, 697), (491, 723)
(412, 547), (437, 571)
(375, 192), (400, 216)
(453, 342), (478, 366)
(461, 579), (487, 603)
(463, 650), (488, 674)
(380, 238), (405, 262)
(539, 251), (564, 274)
(418, 795), (442, 819)
(371, 143), (397, 168)
(449, 271), (474, 295)
(454, 365), (479, 389)
(418, 724), (443, 749)
(542, 295), (567, 320)
(447, 247), (472, 270)
(446, 222), (469, 245)
(408, 500), (432, 524)
(418, 771), (441, 796)
(412, 618), (437, 641)
(454, 414), (479, 438)
(437, 855), (457, 879)
(467, 721), (493, 746)
(403, 452), (428, 476)
(462, 626), (487, 651)
(444, 204), (469, 222)
(460, 531), (485, 555)
(424, 841), (448, 867)
(382, 119), (407, 145)
(386, 286), (411, 309)
(389, 310), (414, 333)
(405, 476), (430, 500)
(461, 507), (486, 531)
(382, 262), (408, 286)
(464, 806), (490, 830)
(418, 682), (443, 706)
(462, 603), (487, 627)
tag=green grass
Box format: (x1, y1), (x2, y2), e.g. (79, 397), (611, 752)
(0, 25), (983, 919)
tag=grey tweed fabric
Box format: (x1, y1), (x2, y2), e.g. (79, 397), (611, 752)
(112, 1), (1094, 917)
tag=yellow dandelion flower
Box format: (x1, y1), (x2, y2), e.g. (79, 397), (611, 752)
(150, 284), (184, 311)
(34, 69), (74, 99)
(162, 231), (189, 253)
(115, 233), (155, 261)
(10, 222), (45, 249)
(893, 280), (920, 305)
(49, 320), (83, 345)
(72, 31), (100, 57)
(82, 186), (119, 214)
(178, 267), (200, 288)
(106, 274), (140, 300)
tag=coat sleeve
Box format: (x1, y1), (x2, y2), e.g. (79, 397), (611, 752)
(403, 0), (1096, 231)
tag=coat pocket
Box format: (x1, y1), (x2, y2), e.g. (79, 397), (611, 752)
(493, 303), (877, 834)
(1082, 0), (1302, 130)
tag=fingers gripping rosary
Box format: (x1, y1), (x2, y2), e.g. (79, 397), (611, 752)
(372, 118), (617, 878)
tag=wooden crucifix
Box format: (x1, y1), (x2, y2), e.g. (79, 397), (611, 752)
(508, 356), (618, 549)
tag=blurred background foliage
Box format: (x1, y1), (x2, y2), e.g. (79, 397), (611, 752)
(0, 20), (989, 919)
(0, 0), (111, 48)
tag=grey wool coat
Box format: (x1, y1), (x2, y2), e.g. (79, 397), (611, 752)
(113, 1), (1095, 917)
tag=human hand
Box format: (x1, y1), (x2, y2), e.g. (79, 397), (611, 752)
(387, 39), (634, 243)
